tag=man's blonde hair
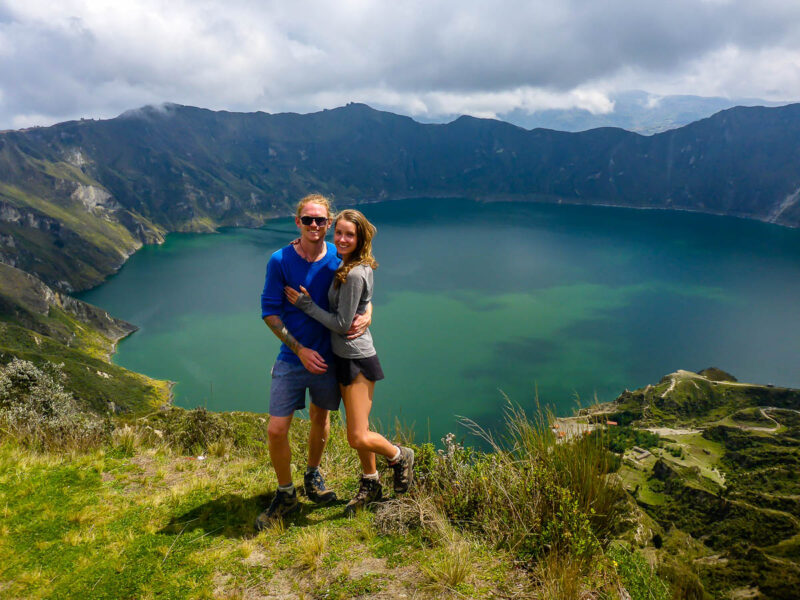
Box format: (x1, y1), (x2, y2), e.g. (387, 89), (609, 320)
(295, 194), (334, 218)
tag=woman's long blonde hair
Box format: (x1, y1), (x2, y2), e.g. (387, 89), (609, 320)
(334, 209), (378, 288)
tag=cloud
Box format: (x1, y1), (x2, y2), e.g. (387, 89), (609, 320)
(1, 0), (800, 129)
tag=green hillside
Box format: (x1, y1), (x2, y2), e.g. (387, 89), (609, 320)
(0, 263), (169, 414)
(564, 369), (800, 598)
(3, 357), (799, 597)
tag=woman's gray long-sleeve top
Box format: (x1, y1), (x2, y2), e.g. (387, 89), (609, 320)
(294, 264), (375, 359)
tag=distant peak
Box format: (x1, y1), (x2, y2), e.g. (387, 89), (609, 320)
(118, 102), (183, 120)
(318, 102), (376, 114)
(334, 102), (380, 115)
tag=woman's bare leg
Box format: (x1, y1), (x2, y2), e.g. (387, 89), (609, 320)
(341, 375), (398, 474)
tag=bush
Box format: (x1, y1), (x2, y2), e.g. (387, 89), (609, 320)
(0, 358), (109, 450)
(413, 403), (627, 563)
(135, 407), (236, 454)
(133, 407), (279, 456)
(665, 445), (684, 458)
(594, 426), (660, 454)
(608, 544), (671, 600)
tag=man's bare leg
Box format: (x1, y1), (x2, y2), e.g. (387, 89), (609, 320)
(307, 403), (330, 468)
(267, 415), (294, 486)
(304, 403), (337, 503)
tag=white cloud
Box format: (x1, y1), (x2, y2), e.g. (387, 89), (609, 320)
(1, 0), (800, 128)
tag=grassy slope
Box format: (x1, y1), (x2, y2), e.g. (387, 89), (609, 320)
(0, 391), (673, 600)
(610, 369), (800, 427)
(0, 157), (148, 291)
(0, 414), (534, 600)
(0, 321), (169, 414)
(0, 181), (134, 257)
(0, 264), (169, 414)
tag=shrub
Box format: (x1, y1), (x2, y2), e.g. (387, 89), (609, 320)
(134, 407), (286, 456)
(665, 445), (684, 458)
(412, 402), (627, 563)
(374, 495), (449, 541)
(594, 425), (660, 454)
(534, 552), (591, 599)
(608, 544), (670, 600)
(0, 358), (108, 450)
(134, 407), (241, 454)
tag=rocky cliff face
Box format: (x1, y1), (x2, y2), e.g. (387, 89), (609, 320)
(0, 263), (135, 351)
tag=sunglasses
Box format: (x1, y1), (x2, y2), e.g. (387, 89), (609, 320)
(299, 216), (329, 226)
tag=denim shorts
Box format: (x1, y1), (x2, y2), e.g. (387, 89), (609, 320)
(269, 359), (340, 417)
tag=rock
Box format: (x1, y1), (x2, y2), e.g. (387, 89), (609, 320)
(71, 184), (121, 213)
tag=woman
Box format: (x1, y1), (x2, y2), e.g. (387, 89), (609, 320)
(284, 209), (414, 516)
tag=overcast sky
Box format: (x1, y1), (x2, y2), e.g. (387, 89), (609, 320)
(2, 0), (800, 130)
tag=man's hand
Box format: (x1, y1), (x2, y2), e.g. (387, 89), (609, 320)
(265, 315), (327, 373)
(346, 302), (373, 340)
(297, 346), (328, 374)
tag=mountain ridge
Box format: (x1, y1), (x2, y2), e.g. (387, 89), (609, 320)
(2, 102), (800, 291)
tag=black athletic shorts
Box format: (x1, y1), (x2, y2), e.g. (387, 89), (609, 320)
(333, 353), (385, 386)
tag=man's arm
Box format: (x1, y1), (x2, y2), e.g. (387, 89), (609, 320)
(263, 315), (328, 374)
(346, 301), (373, 340)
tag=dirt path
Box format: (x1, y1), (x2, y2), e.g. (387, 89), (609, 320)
(644, 427), (700, 436)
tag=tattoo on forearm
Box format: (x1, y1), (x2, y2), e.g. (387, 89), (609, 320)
(265, 316), (301, 354)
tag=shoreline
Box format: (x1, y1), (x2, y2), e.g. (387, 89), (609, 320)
(106, 324), (176, 408)
(73, 194), (799, 296)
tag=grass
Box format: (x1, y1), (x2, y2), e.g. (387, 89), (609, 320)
(607, 544), (670, 600)
(617, 464), (668, 506)
(297, 527), (330, 571)
(648, 433), (726, 487)
(0, 413), (546, 599)
(410, 402), (628, 563)
(0, 357), (674, 597)
(422, 538), (472, 589)
(0, 181), (137, 257)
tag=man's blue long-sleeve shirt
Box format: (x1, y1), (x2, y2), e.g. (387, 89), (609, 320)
(261, 242), (340, 365)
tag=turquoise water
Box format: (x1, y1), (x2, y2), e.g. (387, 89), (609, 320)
(78, 199), (800, 441)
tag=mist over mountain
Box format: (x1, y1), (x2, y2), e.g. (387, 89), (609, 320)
(2, 101), (800, 291)
(497, 91), (788, 134)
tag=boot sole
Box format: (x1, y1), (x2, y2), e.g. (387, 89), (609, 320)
(344, 489), (383, 518)
(307, 491), (337, 505)
(254, 502), (299, 530)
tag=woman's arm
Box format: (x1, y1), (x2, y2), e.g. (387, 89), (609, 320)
(285, 271), (365, 335)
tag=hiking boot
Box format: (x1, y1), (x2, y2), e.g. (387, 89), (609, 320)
(389, 446), (415, 494)
(344, 476), (383, 518)
(254, 488), (299, 530)
(303, 468), (337, 504)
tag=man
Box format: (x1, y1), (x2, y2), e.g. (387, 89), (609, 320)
(256, 194), (370, 527)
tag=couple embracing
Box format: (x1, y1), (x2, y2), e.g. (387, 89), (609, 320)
(256, 194), (414, 528)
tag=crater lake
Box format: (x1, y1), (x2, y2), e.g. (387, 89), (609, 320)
(78, 199), (800, 441)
